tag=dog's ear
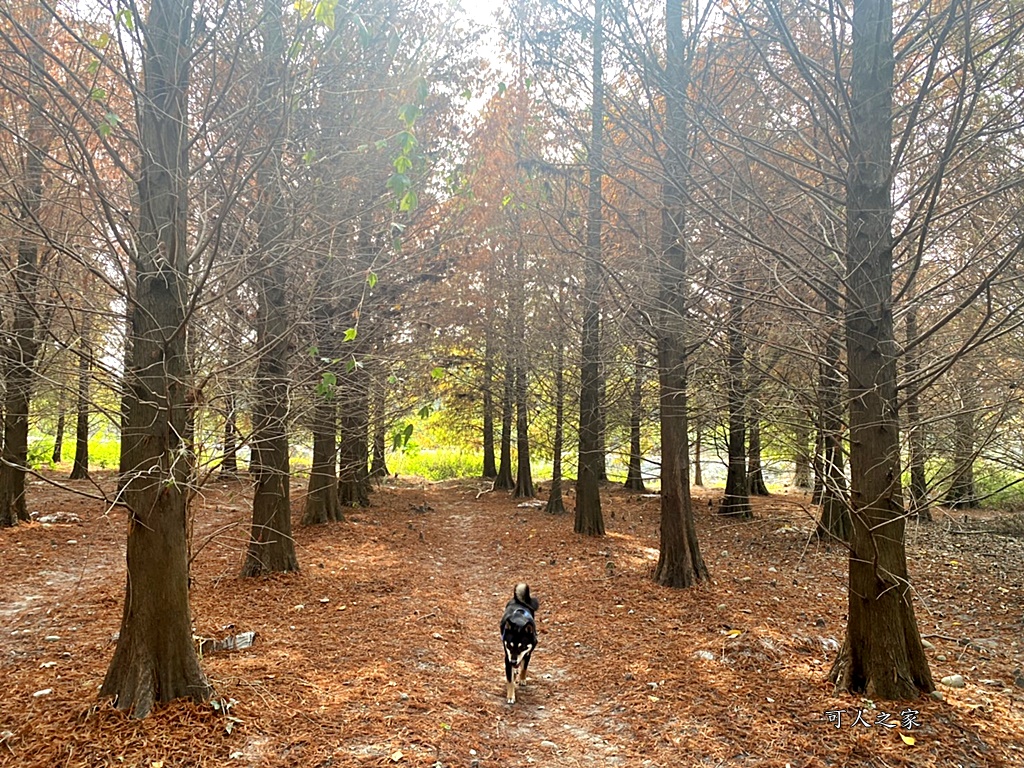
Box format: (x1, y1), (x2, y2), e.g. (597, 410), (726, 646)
(526, 621), (535, 635)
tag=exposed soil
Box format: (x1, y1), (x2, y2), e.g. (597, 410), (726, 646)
(1, 472), (1023, 767)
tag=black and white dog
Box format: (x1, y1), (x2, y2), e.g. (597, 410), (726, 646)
(500, 583), (539, 704)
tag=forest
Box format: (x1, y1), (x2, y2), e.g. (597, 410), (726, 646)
(1, 0), (1023, 766)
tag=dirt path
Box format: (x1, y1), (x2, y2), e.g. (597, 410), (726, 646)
(2, 476), (1023, 767)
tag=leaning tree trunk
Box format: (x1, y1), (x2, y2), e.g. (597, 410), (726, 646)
(574, 0), (605, 536)
(653, 0), (708, 588)
(546, 339), (567, 515)
(494, 358), (515, 490)
(101, 0), (211, 717)
(69, 310), (92, 480)
(720, 309), (751, 518)
(242, 0), (298, 577)
(624, 343), (647, 492)
(830, 0), (933, 699)
(0, 9), (48, 527)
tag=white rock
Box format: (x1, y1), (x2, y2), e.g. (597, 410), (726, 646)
(32, 689), (52, 697)
(940, 674), (966, 688)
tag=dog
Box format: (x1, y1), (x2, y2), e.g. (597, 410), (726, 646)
(500, 583), (539, 704)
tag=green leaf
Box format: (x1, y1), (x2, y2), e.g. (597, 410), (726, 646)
(343, 327), (358, 342)
(460, 88), (473, 100)
(430, 367), (445, 380)
(94, 32), (110, 49)
(397, 130), (417, 153)
(97, 122), (111, 138)
(387, 375), (398, 385)
(367, 272), (378, 289)
(115, 8), (134, 31)
(302, 149), (317, 166)
(393, 154), (412, 174)
(399, 189), (418, 212)
(501, 193), (514, 208)
(308, 345), (319, 357)
(386, 173), (409, 194)
(104, 112), (121, 127)
(497, 81), (507, 95)
(398, 103), (421, 126)
(90, 87), (107, 101)
(417, 404), (432, 419)
(87, 59), (101, 75)
(314, 0), (336, 29)
(345, 359), (357, 373)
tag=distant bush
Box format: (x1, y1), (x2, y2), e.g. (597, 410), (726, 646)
(390, 448), (484, 481)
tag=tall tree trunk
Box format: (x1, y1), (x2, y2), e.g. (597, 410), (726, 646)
(747, 419), (769, 496)
(720, 301), (751, 517)
(830, 0), (933, 699)
(101, 0), (211, 717)
(482, 326), (498, 478)
(811, 423), (824, 504)
(338, 370), (371, 507)
(513, 361), (534, 497)
(654, 0), (708, 587)
(793, 420), (812, 490)
(0, 7), (48, 526)
(243, 0), (298, 577)
(494, 358), (515, 490)
(304, 396), (341, 524)
(624, 343), (647, 491)
(575, 0), (605, 536)
(692, 422), (703, 487)
(546, 339), (566, 514)
(946, 369), (978, 509)
(221, 393), (239, 476)
(817, 288), (850, 540)
(52, 401), (65, 465)
(69, 311), (92, 480)
(904, 308), (929, 519)
(369, 368), (390, 479)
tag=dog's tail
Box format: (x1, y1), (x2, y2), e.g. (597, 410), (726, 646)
(514, 582), (539, 611)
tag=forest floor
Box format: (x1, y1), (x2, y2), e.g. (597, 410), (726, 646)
(1, 472), (1023, 768)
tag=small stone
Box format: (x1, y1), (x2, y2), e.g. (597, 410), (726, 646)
(694, 650), (715, 661)
(940, 674), (966, 689)
(399, 693), (409, 701)
(1014, 673), (1024, 689)
(937, 654), (947, 661)
(43, 636), (60, 642)
(32, 689), (52, 697)
(717, 604), (727, 611)
(39, 662), (57, 669)
(930, 690), (945, 701)
(768, 566), (777, 573)
(541, 741), (557, 749)
(921, 639), (935, 650)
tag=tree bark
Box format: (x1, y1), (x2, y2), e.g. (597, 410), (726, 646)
(624, 343), (647, 492)
(101, 0), (211, 716)
(904, 308), (929, 519)
(747, 419), (769, 496)
(52, 402), (65, 465)
(653, 0), (708, 587)
(546, 339), (566, 514)
(792, 420), (812, 490)
(0, 7), (49, 526)
(575, 0), (605, 536)
(243, 0), (298, 577)
(720, 305), (751, 517)
(221, 393), (239, 476)
(513, 360), (534, 497)
(369, 369), (390, 479)
(830, 0), (933, 699)
(303, 396), (341, 524)
(69, 310), (92, 480)
(338, 370), (371, 507)
(494, 358), (515, 490)
(481, 325), (498, 478)
(817, 292), (850, 541)
(946, 366), (978, 509)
